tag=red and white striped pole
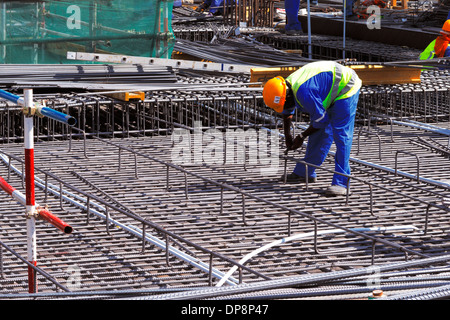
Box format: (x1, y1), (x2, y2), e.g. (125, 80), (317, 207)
(0, 176), (73, 234)
(0, 88), (75, 293)
(0, 176), (26, 205)
(24, 89), (37, 293)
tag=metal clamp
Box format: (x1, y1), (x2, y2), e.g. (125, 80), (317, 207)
(22, 104), (37, 117)
(25, 208), (39, 219)
(33, 100), (46, 118)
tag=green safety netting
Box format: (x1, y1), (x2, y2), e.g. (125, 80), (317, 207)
(0, 0), (175, 64)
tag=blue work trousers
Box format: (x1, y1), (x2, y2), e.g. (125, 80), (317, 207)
(285, 0), (302, 31)
(343, 0), (354, 16)
(293, 91), (360, 187)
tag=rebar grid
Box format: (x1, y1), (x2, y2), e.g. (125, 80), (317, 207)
(252, 32), (423, 62)
(0, 113), (449, 296)
(0, 61), (449, 298)
(1, 68), (449, 144)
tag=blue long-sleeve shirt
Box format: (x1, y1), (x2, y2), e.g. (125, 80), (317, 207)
(282, 72), (334, 129)
(281, 62), (361, 129)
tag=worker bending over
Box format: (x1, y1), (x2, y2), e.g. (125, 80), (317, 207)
(196, 0), (236, 16)
(263, 61), (362, 196)
(420, 19), (450, 60)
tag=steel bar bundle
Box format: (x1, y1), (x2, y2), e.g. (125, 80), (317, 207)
(0, 64), (178, 87)
(172, 6), (223, 25)
(173, 38), (311, 67)
(253, 32), (423, 62)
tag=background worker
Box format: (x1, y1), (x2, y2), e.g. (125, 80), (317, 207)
(262, 61), (362, 196)
(283, 0), (356, 35)
(195, 0), (236, 16)
(284, 0), (303, 35)
(419, 19), (450, 60)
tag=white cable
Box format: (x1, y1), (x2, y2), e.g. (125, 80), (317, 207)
(216, 225), (420, 287)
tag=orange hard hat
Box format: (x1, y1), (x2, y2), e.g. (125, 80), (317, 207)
(441, 20), (450, 34)
(262, 76), (287, 113)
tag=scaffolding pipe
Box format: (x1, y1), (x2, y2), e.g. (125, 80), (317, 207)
(38, 105), (77, 126)
(0, 89), (76, 126)
(0, 176), (73, 234)
(35, 207), (73, 234)
(24, 89), (37, 294)
(307, 0), (312, 59)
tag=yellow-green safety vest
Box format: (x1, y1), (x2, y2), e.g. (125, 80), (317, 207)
(419, 40), (436, 60)
(286, 61), (362, 110)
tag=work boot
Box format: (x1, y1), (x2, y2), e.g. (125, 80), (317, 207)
(325, 185), (349, 196)
(285, 23), (303, 35)
(285, 29), (303, 35)
(280, 172), (317, 183)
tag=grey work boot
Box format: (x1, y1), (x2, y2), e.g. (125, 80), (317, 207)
(280, 172), (317, 183)
(285, 29), (303, 36)
(325, 185), (349, 196)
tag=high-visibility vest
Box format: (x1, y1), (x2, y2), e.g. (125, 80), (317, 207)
(286, 61), (361, 110)
(419, 40), (436, 60)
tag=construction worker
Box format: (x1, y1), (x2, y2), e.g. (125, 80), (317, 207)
(419, 19), (450, 60)
(195, 0), (236, 16)
(262, 61), (362, 196)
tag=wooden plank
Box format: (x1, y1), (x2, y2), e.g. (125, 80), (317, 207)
(349, 64), (421, 85)
(250, 66), (299, 86)
(283, 50), (303, 55)
(250, 65), (421, 87)
(105, 91), (145, 101)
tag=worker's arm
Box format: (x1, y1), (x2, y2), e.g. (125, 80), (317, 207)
(282, 114), (294, 150)
(282, 85), (320, 150)
(290, 124), (319, 150)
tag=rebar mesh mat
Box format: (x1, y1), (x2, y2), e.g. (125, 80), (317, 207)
(0, 121), (449, 297)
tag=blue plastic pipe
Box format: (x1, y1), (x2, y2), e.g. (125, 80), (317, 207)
(0, 89), (76, 126)
(0, 88), (24, 105)
(38, 106), (77, 126)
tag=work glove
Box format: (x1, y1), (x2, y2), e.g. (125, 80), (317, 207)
(288, 134), (304, 150)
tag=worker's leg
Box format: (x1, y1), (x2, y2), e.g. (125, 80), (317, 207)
(328, 91), (359, 187)
(343, 0), (354, 17)
(292, 123), (333, 178)
(284, 0), (302, 34)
